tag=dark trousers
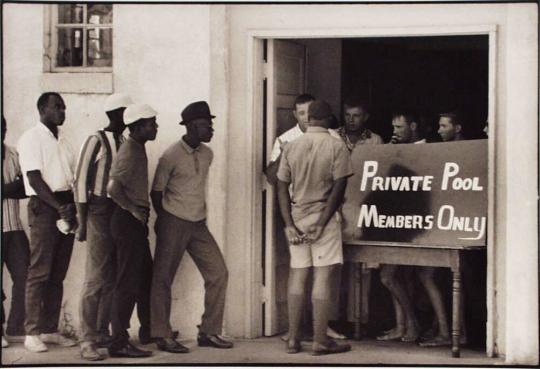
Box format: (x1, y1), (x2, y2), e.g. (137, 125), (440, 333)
(109, 207), (152, 347)
(79, 197), (116, 343)
(2, 230), (30, 335)
(25, 195), (74, 335)
(151, 210), (228, 338)
(136, 244), (152, 339)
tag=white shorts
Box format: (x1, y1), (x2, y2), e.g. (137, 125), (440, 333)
(289, 212), (343, 268)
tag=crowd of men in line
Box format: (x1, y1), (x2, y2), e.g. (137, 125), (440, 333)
(1, 91), (476, 360)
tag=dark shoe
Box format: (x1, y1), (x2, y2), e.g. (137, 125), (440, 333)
(312, 340), (351, 356)
(140, 330), (179, 345)
(95, 336), (115, 349)
(197, 333), (234, 349)
(80, 343), (105, 361)
(109, 342), (152, 358)
(156, 338), (189, 354)
(286, 339), (301, 354)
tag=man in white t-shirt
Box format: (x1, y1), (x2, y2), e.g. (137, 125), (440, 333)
(17, 92), (78, 353)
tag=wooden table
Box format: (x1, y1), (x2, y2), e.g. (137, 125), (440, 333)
(343, 240), (485, 358)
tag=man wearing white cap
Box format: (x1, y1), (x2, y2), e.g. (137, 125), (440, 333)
(106, 103), (158, 358)
(74, 93), (131, 360)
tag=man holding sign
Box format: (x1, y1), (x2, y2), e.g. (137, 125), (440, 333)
(277, 100), (352, 356)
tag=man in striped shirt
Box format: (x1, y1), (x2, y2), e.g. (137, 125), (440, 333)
(74, 93), (140, 361)
(2, 116), (30, 347)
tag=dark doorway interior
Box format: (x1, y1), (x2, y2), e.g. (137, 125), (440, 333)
(341, 35), (489, 142)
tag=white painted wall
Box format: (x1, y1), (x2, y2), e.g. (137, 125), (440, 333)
(2, 3), (226, 340)
(227, 3), (538, 364)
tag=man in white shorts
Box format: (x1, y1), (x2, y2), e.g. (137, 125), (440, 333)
(276, 100), (353, 356)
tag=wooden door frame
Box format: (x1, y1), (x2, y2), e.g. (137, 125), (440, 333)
(246, 25), (497, 357)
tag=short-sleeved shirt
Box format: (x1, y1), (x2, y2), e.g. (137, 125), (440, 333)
(109, 136), (149, 209)
(329, 126), (384, 151)
(152, 139), (213, 222)
(2, 145), (24, 232)
(269, 124), (304, 162)
(277, 126), (353, 221)
(17, 123), (76, 196)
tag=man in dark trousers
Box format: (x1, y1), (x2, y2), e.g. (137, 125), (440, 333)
(74, 93), (132, 360)
(2, 116), (30, 347)
(277, 100), (352, 356)
(107, 103), (158, 358)
(17, 92), (78, 352)
(150, 101), (233, 353)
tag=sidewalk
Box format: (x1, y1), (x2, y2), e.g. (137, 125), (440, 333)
(1, 336), (502, 366)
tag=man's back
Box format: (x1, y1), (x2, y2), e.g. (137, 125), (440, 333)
(278, 126), (351, 220)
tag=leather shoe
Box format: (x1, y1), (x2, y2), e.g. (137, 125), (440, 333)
(197, 333), (234, 349)
(286, 339), (301, 354)
(140, 330), (179, 345)
(312, 340), (351, 356)
(156, 338), (189, 353)
(109, 342), (152, 358)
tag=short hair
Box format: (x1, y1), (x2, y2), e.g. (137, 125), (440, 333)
(439, 111), (462, 127)
(294, 93), (315, 108)
(343, 96), (369, 112)
(392, 109), (419, 126)
(37, 92), (62, 111)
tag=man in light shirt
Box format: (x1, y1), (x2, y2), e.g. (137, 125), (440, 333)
(17, 92), (78, 352)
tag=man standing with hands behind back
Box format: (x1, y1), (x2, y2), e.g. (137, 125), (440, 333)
(150, 101), (233, 353)
(277, 100), (352, 356)
(107, 103), (158, 358)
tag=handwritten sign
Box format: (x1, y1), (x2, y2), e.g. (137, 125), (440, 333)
(342, 140), (487, 248)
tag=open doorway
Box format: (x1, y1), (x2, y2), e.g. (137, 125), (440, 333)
(263, 35), (489, 351)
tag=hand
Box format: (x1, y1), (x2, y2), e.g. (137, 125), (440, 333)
(285, 225), (304, 246)
(390, 135), (399, 144)
(306, 224), (325, 243)
(76, 222), (87, 242)
(58, 203), (76, 222)
(131, 206), (149, 224)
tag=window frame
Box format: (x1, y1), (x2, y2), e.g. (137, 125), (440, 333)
(45, 3), (113, 73)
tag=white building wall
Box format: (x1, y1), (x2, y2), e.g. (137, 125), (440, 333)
(2, 3), (223, 340)
(227, 3), (538, 364)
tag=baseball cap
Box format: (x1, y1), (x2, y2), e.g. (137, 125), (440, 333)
(124, 104), (157, 125)
(104, 93), (133, 112)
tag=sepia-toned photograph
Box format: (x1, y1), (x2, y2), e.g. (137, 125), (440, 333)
(1, 1), (538, 366)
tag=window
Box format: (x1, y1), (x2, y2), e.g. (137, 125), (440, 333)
(46, 4), (113, 72)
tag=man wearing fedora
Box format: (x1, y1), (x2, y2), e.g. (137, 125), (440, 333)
(106, 103), (158, 358)
(150, 101), (233, 353)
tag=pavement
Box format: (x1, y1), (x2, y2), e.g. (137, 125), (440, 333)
(1, 336), (503, 366)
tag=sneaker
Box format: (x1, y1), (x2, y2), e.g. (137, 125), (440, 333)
(2, 337), (9, 348)
(24, 335), (48, 352)
(39, 333), (77, 347)
(80, 343), (105, 361)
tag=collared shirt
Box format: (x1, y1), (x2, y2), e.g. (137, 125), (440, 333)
(152, 139), (213, 222)
(329, 126), (384, 151)
(269, 124), (304, 162)
(2, 145), (24, 232)
(109, 136), (149, 209)
(277, 126), (353, 221)
(74, 129), (124, 203)
(17, 123), (76, 196)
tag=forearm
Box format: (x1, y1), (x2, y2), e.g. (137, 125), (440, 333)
(2, 177), (26, 199)
(277, 180), (294, 227)
(27, 171), (62, 209)
(316, 177), (348, 227)
(107, 180), (137, 213)
(76, 202), (88, 226)
(150, 190), (163, 213)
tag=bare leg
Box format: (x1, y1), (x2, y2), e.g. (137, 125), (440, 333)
(287, 267), (310, 342)
(418, 267), (451, 347)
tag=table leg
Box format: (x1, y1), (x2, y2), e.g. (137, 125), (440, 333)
(354, 262), (363, 340)
(452, 265), (462, 358)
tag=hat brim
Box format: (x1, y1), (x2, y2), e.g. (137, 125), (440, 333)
(179, 114), (216, 125)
